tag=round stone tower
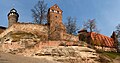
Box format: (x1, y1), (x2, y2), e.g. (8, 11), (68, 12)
(8, 8), (19, 27)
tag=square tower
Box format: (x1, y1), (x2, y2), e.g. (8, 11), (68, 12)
(47, 4), (66, 40)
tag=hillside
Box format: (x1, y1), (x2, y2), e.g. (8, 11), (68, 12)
(0, 44), (114, 63)
(1, 45), (120, 63)
(0, 31), (120, 63)
(0, 52), (57, 63)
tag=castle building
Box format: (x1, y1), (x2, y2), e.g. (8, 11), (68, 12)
(0, 4), (78, 42)
(0, 4), (117, 51)
(78, 29), (118, 51)
(47, 4), (66, 40)
(1, 4), (117, 52)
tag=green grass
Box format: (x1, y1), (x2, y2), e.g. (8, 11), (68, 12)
(103, 52), (120, 59)
(97, 50), (120, 59)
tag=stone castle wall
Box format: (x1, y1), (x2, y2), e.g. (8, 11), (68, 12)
(0, 23), (48, 38)
(0, 23), (79, 42)
(62, 33), (79, 42)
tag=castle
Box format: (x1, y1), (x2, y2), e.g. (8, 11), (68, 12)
(78, 29), (118, 51)
(0, 4), (118, 52)
(0, 4), (78, 43)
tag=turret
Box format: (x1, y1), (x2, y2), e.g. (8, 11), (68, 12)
(47, 4), (66, 40)
(47, 4), (63, 24)
(8, 8), (19, 27)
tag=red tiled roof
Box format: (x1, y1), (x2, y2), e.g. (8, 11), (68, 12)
(90, 32), (114, 47)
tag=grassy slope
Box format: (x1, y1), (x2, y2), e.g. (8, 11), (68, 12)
(102, 52), (120, 59)
(96, 49), (120, 59)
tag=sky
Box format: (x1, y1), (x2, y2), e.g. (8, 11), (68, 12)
(0, 0), (120, 36)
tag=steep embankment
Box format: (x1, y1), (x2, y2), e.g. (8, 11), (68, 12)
(0, 23), (48, 38)
(0, 52), (57, 63)
(34, 46), (99, 63)
(8, 45), (113, 63)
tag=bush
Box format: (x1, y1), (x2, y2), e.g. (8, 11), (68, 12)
(59, 42), (66, 46)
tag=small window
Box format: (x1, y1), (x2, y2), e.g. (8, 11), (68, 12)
(54, 10), (57, 13)
(50, 9), (52, 12)
(59, 12), (61, 14)
(52, 10), (54, 12)
(55, 16), (58, 18)
(57, 11), (59, 14)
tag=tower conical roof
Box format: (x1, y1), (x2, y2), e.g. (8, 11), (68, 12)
(8, 8), (19, 17)
(10, 8), (17, 13)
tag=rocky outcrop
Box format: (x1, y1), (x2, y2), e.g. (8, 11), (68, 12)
(0, 26), (6, 34)
(33, 46), (102, 63)
(0, 38), (113, 63)
(62, 33), (79, 42)
(0, 23), (48, 38)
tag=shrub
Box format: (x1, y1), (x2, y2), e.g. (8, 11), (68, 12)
(59, 42), (66, 46)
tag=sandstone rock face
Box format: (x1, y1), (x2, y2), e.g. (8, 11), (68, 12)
(0, 31), (46, 53)
(0, 23), (48, 39)
(62, 33), (79, 42)
(0, 29), (5, 34)
(0, 39), (113, 63)
(34, 46), (101, 63)
(0, 26), (6, 34)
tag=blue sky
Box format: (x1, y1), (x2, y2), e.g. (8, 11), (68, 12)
(0, 0), (120, 36)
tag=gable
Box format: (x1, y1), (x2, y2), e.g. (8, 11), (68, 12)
(49, 4), (62, 13)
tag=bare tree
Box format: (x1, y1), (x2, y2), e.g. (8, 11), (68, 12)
(65, 16), (78, 35)
(115, 24), (120, 41)
(115, 24), (120, 52)
(48, 23), (61, 40)
(83, 19), (99, 32)
(31, 0), (47, 24)
(83, 19), (100, 47)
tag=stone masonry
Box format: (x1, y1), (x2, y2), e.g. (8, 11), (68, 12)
(0, 4), (78, 42)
